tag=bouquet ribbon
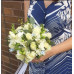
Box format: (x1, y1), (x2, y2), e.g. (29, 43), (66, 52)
(15, 63), (28, 74)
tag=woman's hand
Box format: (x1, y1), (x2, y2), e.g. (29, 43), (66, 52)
(32, 48), (54, 63)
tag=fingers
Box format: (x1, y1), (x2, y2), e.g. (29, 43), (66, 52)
(32, 58), (44, 63)
(32, 58), (41, 63)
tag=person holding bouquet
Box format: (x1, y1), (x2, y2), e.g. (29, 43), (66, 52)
(25, 0), (72, 74)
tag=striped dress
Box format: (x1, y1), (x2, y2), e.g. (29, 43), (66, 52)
(28, 0), (72, 74)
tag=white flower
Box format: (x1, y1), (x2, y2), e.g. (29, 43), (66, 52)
(9, 40), (16, 48)
(17, 32), (24, 38)
(46, 33), (52, 39)
(24, 23), (32, 30)
(30, 51), (36, 58)
(9, 32), (24, 44)
(36, 35), (40, 39)
(32, 26), (41, 36)
(36, 49), (41, 56)
(42, 32), (52, 39)
(39, 40), (46, 50)
(45, 29), (49, 32)
(44, 42), (49, 48)
(13, 35), (22, 42)
(9, 42), (15, 48)
(16, 26), (23, 31)
(16, 54), (25, 61)
(44, 42), (51, 51)
(24, 57), (30, 63)
(25, 33), (32, 40)
(30, 42), (36, 50)
(9, 31), (16, 39)
(16, 50), (25, 61)
(24, 24), (29, 30)
(40, 50), (45, 55)
(26, 51), (36, 61)
(42, 33), (47, 37)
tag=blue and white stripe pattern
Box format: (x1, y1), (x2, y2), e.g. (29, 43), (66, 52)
(28, 0), (72, 74)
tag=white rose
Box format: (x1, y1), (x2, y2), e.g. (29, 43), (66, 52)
(44, 42), (51, 51)
(32, 26), (41, 36)
(44, 42), (49, 48)
(38, 39), (46, 50)
(46, 33), (52, 39)
(30, 51), (36, 58)
(25, 33), (32, 40)
(30, 42), (36, 50)
(39, 42), (45, 51)
(26, 51), (36, 61)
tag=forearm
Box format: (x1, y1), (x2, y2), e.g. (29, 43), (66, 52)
(32, 37), (72, 62)
(47, 37), (72, 57)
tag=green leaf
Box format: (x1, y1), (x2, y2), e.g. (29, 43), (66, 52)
(45, 37), (54, 45)
(36, 55), (40, 59)
(49, 41), (55, 45)
(40, 24), (46, 34)
(29, 17), (35, 24)
(28, 25), (33, 33)
(45, 37), (51, 44)
(27, 17), (30, 23)
(25, 40), (33, 51)
(19, 51), (23, 54)
(26, 17), (35, 24)
(35, 42), (39, 49)
(40, 34), (45, 39)
(23, 30), (29, 33)
(22, 34), (27, 41)
(11, 24), (16, 34)
(14, 43), (21, 50)
(18, 18), (24, 26)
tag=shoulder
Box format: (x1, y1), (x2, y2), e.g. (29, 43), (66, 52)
(55, 0), (72, 8)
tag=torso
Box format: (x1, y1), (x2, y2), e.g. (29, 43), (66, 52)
(28, 0), (72, 74)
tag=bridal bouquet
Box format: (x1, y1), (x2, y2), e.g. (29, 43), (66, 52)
(8, 18), (52, 63)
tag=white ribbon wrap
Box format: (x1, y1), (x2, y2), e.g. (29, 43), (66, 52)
(15, 62), (28, 74)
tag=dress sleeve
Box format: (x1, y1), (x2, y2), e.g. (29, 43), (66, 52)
(58, 0), (72, 34)
(60, 0), (72, 9)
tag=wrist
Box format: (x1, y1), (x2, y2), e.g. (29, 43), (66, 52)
(46, 46), (55, 58)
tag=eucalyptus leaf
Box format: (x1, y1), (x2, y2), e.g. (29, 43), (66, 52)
(29, 17), (35, 24)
